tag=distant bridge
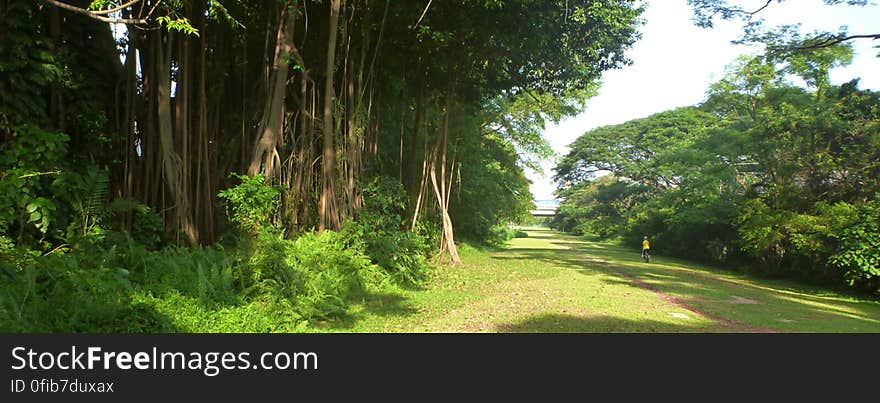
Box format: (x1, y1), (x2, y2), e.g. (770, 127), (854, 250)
(531, 199), (559, 217)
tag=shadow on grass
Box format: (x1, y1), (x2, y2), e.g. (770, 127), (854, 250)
(491, 247), (614, 273)
(313, 290), (420, 331)
(495, 313), (711, 333)
(504, 229), (880, 332)
(549, 229), (879, 300)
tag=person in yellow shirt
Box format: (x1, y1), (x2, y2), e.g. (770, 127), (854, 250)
(641, 236), (650, 262)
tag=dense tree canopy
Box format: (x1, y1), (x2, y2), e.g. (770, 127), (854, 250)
(553, 42), (880, 292)
(0, 0), (644, 331)
(0, 0), (643, 252)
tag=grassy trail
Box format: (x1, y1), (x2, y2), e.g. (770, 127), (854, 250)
(317, 228), (880, 332)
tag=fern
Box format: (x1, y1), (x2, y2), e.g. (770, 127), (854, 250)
(82, 168), (109, 229)
(68, 167), (150, 238)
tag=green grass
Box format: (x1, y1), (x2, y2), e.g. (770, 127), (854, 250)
(313, 228), (880, 332)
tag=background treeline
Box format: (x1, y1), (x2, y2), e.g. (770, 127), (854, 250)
(553, 46), (880, 293)
(0, 0), (643, 331)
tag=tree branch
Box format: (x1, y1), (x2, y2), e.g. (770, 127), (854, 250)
(412, 0), (433, 30)
(790, 33), (880, 51)
(701, 0), (774, 24)
(89, 0), (143, 15)
(737, 0), (773, 17)
(41, 0), (151, 24)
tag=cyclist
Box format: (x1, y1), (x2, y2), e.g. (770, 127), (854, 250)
(641, 236), (651, 262)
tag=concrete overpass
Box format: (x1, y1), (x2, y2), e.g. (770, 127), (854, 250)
(531, 199), (559, 217)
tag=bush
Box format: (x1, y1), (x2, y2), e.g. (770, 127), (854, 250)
(482, 225), (527, 246)
(242, 229), (384, 319)
(0, 125), (69, 250)
(217, 174), (282, 234)
(0, 228), (387, 332)
(828, 201), (880, 291)
(286, 231), (381, 317)
(344, 176), (431, 286)
(131, 207), (163, 249)
(0, 236), (175, 332)
(346, 223), (429, 286)
(2, 171), (436, 332)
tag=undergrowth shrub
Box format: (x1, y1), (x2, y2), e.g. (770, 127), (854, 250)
(344, 176), (431, 286)
(131, 207), (163, 249)
(485, 225), (527, 246)
(0, 228), (383, 332)
(245, 229), (382, 319)
(217, 173), (282, 235)
(0, 235), (174, 332)
(1, 173), (440, 333)
(287, 230), (380, 317)
(827, 200), (880, 291)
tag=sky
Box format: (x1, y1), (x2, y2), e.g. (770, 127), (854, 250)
(527, 0), (880, 201)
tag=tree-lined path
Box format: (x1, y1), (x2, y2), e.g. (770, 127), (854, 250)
(325, 229), (880, 332)
(3, 0), (877, 335)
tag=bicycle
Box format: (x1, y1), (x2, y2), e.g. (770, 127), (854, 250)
(641, 249), (650, 263)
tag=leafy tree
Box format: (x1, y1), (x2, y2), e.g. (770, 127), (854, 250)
(1, 0), (649, 331)
(554, 46), (880, 290)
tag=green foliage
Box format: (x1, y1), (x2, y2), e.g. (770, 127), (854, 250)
(199, 228), (382, 322)
(555, 107), (719, 188)
(689, 0), (876, 57)
(54, 165), (110, 239)
(286, 231), (380, 318)
(132, 208), (163, 249)
(217, 174), (282, 234)
(828, 201), (880, 287)
(451, 127), (534, 242)
(483, 90), (584, 171)
(0, 1), (58, 126)
(485, 225), (528, 246)
(87, 1), (117, 11)
(0, 228), (389, 332)
(156, 16), (200, 36)
(1, 237), (172, 332)
(344, 177), (430, 286)
(24, 197), (55, 235)
(0, 125), (68, 247)
(1, 124), (150, 249)
(207, 1), (245, 29)
(554, 51), (880, 292)
(552, 175), (650, 238)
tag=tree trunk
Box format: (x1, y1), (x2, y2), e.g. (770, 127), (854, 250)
(175, 19), (194, 242)
(406, 78), (424, 202)
(155, 31), (198, 246)
(121, 22), (138, 231)
(196, 6), (214, 243)
(429, 83), (460, 264)
(247, 6), (295, 180)
(319, 0), (342, 231)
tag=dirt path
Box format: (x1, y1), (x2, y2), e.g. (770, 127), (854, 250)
(333, 228), (880, 332)
(597, 263), (778, 333)
(530, 235), (778, 332)
(414, 229), (764, 332)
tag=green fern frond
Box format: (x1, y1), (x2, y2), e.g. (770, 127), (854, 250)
(83, 167), (109, 220)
